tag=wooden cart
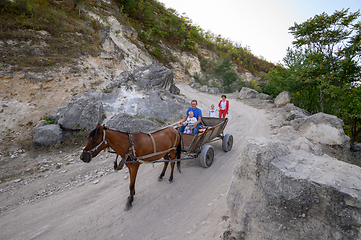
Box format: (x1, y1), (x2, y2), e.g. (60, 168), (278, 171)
(179, 117), (233, 168)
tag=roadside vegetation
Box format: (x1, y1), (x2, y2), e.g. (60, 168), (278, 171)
(263, 9), (361, 143)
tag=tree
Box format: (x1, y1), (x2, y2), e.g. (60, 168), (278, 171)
(284, 8), (361, 143)
(214, 60), (239, 92)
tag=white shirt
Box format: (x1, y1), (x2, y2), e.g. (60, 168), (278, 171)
(209, 108), (217, 117)
(220, 101), (227, 110)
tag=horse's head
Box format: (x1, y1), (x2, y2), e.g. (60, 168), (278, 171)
(80, 124), (108, 163)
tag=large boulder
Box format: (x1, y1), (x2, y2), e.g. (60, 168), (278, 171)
(285, 103), (310, 121)
(239, 87), (272, 101)
(227, 126), (361, 240)
(104, 71), (135, 90)
(274, 91), (290, 106)
(105, 113), (159, 133)
(83, 88), (187, 124)
(291, 112), (350, 148)
(209, 87), (220, 94)
(121, 90), (186, 122)
(106, 64), (180, 95)
(133, 64), (175, 92)
(50, 96), (103, 130)
(33, 124), (62, 146)
(239, 87), (258, 99)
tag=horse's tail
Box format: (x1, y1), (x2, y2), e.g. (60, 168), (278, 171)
(176, 132), (182, 173)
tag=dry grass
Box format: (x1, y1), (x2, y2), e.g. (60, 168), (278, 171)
(0, 0), (101, 72)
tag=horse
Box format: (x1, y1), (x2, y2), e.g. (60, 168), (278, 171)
(80, 124), (182, 211)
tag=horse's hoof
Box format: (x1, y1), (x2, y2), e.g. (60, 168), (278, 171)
(124, 204), (132, 211)
(168, 179), (174, 183)
(158, 177), (163, 182)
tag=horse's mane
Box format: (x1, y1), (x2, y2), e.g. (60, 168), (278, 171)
(111, 128), (130, 135)
(89, 127), (101, 138)
(89, 125), (129, 138)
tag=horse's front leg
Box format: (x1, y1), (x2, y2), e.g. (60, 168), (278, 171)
(125, 163), (140, 211)
(158, 162), (169, 181)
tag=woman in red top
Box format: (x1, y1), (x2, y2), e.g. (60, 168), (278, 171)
(218, 95), (229, 118)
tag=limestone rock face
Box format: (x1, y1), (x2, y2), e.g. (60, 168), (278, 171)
(291, 112), (350, 148)
(227, 126), (361, 240)
(240, 71), (257, 82)
(106, 15), (153, 71)
(170, 50), (202, 83)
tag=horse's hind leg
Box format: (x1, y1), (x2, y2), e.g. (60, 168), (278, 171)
(125, 163), (140, 211)
(168, 151), (177, 183)
(158, 162), (169, 181)
(168, 162), (175, 183)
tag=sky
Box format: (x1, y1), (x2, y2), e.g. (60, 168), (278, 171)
(159, 0), (361, 64)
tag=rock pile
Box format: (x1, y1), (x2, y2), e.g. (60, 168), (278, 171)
(227, 89), (361, 239)
(189, 79), (220, 94)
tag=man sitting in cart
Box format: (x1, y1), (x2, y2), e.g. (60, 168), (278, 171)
(179, 100), (202, 135)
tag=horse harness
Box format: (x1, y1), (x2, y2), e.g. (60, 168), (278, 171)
(113, 129), (179, 170)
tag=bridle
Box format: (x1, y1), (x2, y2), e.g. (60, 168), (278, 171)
(83, 129), (108, 155)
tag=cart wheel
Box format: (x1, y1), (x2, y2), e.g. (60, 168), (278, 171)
(200, 145), (214, 168)
(222, 134), (233, 152)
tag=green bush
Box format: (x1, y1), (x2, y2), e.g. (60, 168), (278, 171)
(42, 116), (56, 125)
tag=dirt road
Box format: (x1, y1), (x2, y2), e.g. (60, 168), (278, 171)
(0, 84), (271, 240)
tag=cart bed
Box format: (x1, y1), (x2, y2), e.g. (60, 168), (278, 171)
(180, 117), (228, 153)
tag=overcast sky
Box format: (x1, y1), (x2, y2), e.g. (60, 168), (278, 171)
(159, 0), (361, 64)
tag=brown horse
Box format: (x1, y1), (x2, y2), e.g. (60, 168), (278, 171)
(80, 124), (181, 211)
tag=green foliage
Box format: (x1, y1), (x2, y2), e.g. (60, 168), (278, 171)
(195, 59), (245, 93)
(249, 79), (260, 91)
(264, 66), (289, 97)
(328, 83), (361, 143)
(42, 116), (56, 124)
(268, 8), (361, 143)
